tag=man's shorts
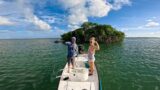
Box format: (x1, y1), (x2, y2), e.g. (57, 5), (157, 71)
(67, 57), (75, 65)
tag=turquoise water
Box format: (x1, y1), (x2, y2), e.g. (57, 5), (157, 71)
(0, 38), (160, 90)
(96, 38), (160, 90)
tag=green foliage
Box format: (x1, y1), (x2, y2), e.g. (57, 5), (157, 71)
(81, 22), (98, 30)
(61, 22), (125, 44)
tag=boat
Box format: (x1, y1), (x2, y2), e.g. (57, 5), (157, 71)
(54, 40), (62, 43)
(58, 54), (101, 90)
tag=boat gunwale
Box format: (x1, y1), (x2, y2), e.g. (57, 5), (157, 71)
(58, 54), (100, 90)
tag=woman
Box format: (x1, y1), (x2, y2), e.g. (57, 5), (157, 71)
(88, 37), (100, 75)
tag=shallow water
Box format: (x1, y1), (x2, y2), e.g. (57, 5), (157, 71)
(96, 38), (160, 90)
(0, 38), (160, 90)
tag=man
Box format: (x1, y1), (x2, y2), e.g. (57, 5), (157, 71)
(65, 37), (78, 73)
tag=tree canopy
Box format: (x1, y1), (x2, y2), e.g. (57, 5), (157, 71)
(61, 22), (125, 44)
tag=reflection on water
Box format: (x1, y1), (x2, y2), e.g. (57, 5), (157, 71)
(96, 38), (160, 90)
(0, 39), (66, 90)
(0, 38), (160, 90)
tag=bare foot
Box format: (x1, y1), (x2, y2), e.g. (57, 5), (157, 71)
(89, 73), (93, 76)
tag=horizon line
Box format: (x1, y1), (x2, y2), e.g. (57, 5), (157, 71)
(0, 37), (160, 40)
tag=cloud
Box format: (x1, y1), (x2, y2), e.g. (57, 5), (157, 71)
(59, 0), (111, 30)
(119, 23), (160, 32)
(41, 15), (66, 25)
(87, 0), (111, 17)
(0, 1), (3, 5)
(0, 29), (13, 33)
(68, 10), (88, 25)
(53, 26), (66, 34)
(30, 15), (52, 30)
(17, 0), (51, 30)
(145, 21), (159, 27)
(152, 16), (157, 19)
(0, 0), (51, 30)
(146, 16), (158, 22)
(41, 16), (56, 24)
(0, 0), (132, 34)
(59, 0), (88, 28)
(111, 0), (131, 10)
(134, 18), (160, 29)
(68, 24), (80, 31)
(0, 16), (14, 25)
(59, 0), (86, 9)
(146, 19), (153, 22)
(59, 0), (131, 30)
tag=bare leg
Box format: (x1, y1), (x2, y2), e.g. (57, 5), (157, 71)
(71, 57), (75, 69)
(92, 62), (94, 71)
(67, 57), (71, 73)
(68, 64), (70, 73)
(89, 61), (94, 75)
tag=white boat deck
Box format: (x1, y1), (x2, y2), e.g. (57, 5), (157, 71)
(58, 54), (99, 90)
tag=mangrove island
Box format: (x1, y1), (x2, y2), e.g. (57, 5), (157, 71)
(61, 22), (125, 44)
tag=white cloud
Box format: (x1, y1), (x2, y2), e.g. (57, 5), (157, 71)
(59, 0), (88, 29)
(146, 17), (158, 22)
(31, 15), (52, 30)
(68, 24), (80, 31)
(59, 0), (130, 30)
(110, 0), (131, 10)
(136, 18), (160, 29)
(68, 9), (88, 25)
(0, 29), (13, 33)
(152, 16), (157, 19)
(145, 21), (159, 27)
(119, 25), (160, 32)
(41, 16), (56, 24)
(0, 0), (132, 32)
(59, 0), (86, 9)
(146, 19), (153, 22)
(0, 0), (51, 30)
(59, 0), (111, 30)
(53, 26), (66, 34)
(40, 14), (67, 25)
(87, 0), (111, 17)
(0, 16), (14, 25)
(0, 1), (4, 5)
(0, 1), (23, 18)
(17, 0), (51, 30)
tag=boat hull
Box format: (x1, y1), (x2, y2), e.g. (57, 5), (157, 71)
(58, 54), (99, 90)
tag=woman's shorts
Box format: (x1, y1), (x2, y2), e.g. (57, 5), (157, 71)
(88, 54), (95, 62)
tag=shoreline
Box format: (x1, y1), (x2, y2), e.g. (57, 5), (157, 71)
(0, 37), (160, 40)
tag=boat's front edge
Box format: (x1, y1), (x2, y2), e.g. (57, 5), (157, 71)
(95, 63), (103, 90)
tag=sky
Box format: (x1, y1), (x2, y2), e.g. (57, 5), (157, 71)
(0, 0), (160, 39)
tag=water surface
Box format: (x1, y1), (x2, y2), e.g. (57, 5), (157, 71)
(0, 38), (160, 90)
